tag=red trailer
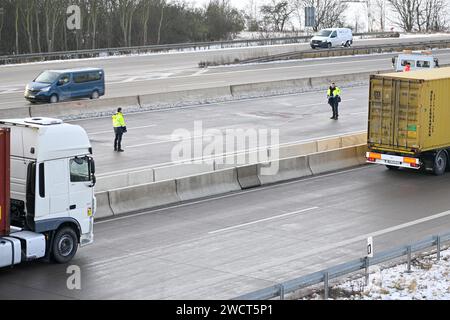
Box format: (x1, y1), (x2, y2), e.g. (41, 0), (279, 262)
(0, 128), (10, 237)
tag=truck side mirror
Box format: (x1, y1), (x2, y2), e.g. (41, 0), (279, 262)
(90, 158), (96, 175)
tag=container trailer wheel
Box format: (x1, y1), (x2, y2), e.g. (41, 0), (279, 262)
(386, 165), (399, 171)
(433, 151), (447, 176)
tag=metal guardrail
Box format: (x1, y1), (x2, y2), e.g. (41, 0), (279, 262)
(234, 231), (450, 300)
(0, 32), (397, 65)
(235, 39), (450, 65)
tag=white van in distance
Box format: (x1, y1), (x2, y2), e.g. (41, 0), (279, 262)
(310, 28), (353, 49)
(392, 50), (439, 72)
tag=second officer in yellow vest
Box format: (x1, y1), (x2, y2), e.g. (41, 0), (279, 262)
(327, 83), (341, 120)
(112, 108), (127, 152)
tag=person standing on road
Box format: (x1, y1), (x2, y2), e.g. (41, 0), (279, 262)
(327, 82), (341, 120)
(112, 108), (127, 152)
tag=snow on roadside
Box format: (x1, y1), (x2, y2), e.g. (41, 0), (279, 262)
(307, 247), (450, 300)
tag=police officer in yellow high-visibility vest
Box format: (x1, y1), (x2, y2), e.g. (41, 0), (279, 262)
(327, 83), (341, 120)
(112, 108), (127, 152)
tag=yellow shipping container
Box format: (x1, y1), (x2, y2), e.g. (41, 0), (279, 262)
(367, 67), (450, 175)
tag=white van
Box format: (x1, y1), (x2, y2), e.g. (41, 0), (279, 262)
(392, 51), (439, 72)
(310, 28), (353, 49)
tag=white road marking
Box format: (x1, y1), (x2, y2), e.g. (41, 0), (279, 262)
(292, 210), (450, 260)
(295, 98), (356, 108)
(208, 207), (319, 235)
(88, 124), (157, 135)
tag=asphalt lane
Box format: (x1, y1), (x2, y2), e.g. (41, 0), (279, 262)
(1, 35), (450, 107)
(69, 86), (369, 175)
(1, 165), (450, 299)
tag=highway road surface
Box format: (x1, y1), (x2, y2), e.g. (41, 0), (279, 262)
(1, 35), (450, 108)
(70, 86), (369, 175)
(1, 165), (450, 299)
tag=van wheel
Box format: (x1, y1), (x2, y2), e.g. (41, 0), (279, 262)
(91, 90), (100, 100)
(433, 151), (447, 176)
(327, 43), (332, 49)
(49, 94), (59, 104)
(345, 41), (351, 47)
(52, 227), (78, 264)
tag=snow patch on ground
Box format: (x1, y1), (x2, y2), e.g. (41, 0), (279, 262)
(307, 247), (450, 300)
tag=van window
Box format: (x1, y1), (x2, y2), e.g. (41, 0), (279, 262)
(401, 60), (414, 66)
(74, 71), (102, 84)
(35, 71), (60, 84)
(59, 74), (70, 85)
(416, 60), (430, 68)
(70, 157), (90, 182)
(318, 30), (332, 37)
(331, 31), (337, 38)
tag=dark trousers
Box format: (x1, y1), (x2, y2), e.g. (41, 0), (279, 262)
(114, 127), (124, 150)
(329, 98), (339, 118)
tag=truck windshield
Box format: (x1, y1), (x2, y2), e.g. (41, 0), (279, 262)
(34, 71), (60, 84)
(317, 30), (332, 37)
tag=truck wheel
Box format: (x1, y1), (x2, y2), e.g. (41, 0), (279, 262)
(433, 151), (447, 176)
(52, 227), (78, 264)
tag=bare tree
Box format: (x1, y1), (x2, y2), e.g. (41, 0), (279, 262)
(388, 0), (447, 32)
(260, 0), (295, 32)
(157, 0), (165, 45)
(20, 0), (36, 53)
(374, 0), (386, 31)
(292, 0), (348, 32)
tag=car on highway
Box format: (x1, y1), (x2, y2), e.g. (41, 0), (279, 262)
(391, 50), (439, 72)
(310, 28), (353, 49)
(24, 68), (105, 104)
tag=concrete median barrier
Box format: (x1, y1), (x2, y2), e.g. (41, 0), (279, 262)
(108, 180), (180, 215)
(29, 96), (140, 120)
(258, 156), (312, 185)
(277, 141), (317, 159)
(308, 145), (364, 175)
(236, 165), (261, 189)
(95, 191), (114, 219)
(139, 86), (232, 110)
(0, 107), (31, 119)
(154, 163), (214, 182)
(341, 133), (367, 148)
(97, 169), (154, 192)
(231, 78), (312, 99)
(317, 137), (342, 152)
(215, 150), (264, 170)
(176, 168), (241, 202)
(356, 145), (369, 165)
(96, 173), (130, 192)
(128, 169), (155, 186)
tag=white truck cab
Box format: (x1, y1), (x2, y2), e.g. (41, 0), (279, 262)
(310, 28), (353, 49)
(0, 118), (95, 267)
(392, 50), (439, 72)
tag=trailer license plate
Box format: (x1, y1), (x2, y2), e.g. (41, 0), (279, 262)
(386, 160), (401, 165)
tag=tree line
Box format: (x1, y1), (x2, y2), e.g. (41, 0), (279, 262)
(245, 0), (448, 33)
(0, 0), (245, 55)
